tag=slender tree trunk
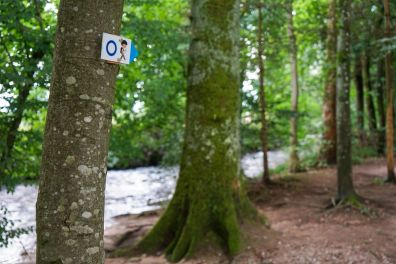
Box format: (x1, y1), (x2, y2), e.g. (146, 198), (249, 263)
(139, 0), (258, 261)
(36, 1), (124, 263)
(321, 0), (337, 165)
(361, 54), (377, 136)
(354, 58), (365, 144)
(375, 0), (385, 156)
(377, 60), (386, 154)
(287, 0), (300, 173)
(0, 82), (31, 177)
(0, 10), (46, 180)
(257, 1), (270, 183)
(384, 0), (395, 182)
(336, 0), (356, 201)
(0, 51), (44, 177)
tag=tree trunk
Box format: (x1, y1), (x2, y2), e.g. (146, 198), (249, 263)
(257, 1), (270, 183)
(376, 60), (386, 154)
(36, 1), (124, 263)
(384, 0), (395, 182)
(0, 82), (31, 178)
(321, 0), (337, 165)
(336, 0), (356, 200)
(287, 0), (300, 173)
(139, 0), (257, 261)
(0, 51), (44, 179)
(354, 58), (365, 144)
(361, 54), (377, 135)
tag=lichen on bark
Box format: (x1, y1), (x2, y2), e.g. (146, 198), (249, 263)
(36, 1), (124, 263)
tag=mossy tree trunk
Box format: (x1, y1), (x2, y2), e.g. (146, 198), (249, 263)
(36, 1), (124, 263)
(336, 0), (356, 201)
(321, 0), (337, 165)
(286, 0), (300, 173)
(257, 1), (270, 184)
(384, 0), (395, 182)
(138, 0), (256, 262)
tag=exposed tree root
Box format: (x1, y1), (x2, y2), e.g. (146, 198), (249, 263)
(137, 179), (265, 262)
(385, 177), (396, 184)
(326, 194), (376, 217)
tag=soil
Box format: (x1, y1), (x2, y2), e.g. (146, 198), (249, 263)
(105, 158), (396, 264)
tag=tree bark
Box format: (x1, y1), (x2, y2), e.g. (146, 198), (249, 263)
(139, 0), (258, 261)
(354, 58), (365, 144)
(336, 0), (356, 200)
(361, 54), (377, 135)
(321, 0), (337, 165)
(257, 1), (270, 183)
(36, 1), (124, 263)
(287, 0), (300, 173)
(384, 0), (395, 182)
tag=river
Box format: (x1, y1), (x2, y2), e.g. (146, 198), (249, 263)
(0, 150), (287, 263)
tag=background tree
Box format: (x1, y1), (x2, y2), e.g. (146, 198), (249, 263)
(321, 0), (337, 165)
(350, 0), (386, 154)
(370, 0), (387, 155)
(110, 0), (189, 168)
(36, 1), (124, 263)
(336, 0), (356, 201)
(240, 0), (327, 171)
(0, 1), (54, 187)
(286, 0), (300, 172)
(256, 0), (270, 183)
(354, 57), (365, 144)
(361, 54), (377, 139)
(384, 0), (395, 182)
(139, 0), (257, 261)
(376, 59), (386, 154)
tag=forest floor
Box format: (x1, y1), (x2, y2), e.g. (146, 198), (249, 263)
(105, 157), (396, 264)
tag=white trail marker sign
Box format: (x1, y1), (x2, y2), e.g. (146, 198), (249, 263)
(100, 32), (138, 64)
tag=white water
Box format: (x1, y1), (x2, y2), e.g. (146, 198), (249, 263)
(0, 150), (287, 263)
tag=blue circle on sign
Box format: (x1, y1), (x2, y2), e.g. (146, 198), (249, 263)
(106, 40), (117, 56)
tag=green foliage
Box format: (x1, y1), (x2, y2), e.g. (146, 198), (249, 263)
(0, 0), (55, 186)
(0, 205), (33, 247)
(372, 177), (386, 186)
(0, 0), (190, 178)
(0, 0), (394, 181)
(239, 0), (327, 156)
(331, 195), (377, 217)
(352, 143), (378, 164)
(269, 163), (288, 175)
(109, 0), (189, 168)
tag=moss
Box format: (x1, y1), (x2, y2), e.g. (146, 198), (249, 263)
(137, 172), (264, 262)
(138, 195), (186, 254)
(107, 247), (135, 258)
(372, 177), (385, 186)
(202, 1), (235, 28)
(331, 194), (376, 217)
(136, 0), (263, 262)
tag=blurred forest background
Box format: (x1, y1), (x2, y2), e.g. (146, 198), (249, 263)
(3, 0), (394, 188)
(1, 0), (396, 262)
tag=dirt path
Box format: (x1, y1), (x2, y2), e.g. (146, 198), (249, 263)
(106, 158), (396, 264)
